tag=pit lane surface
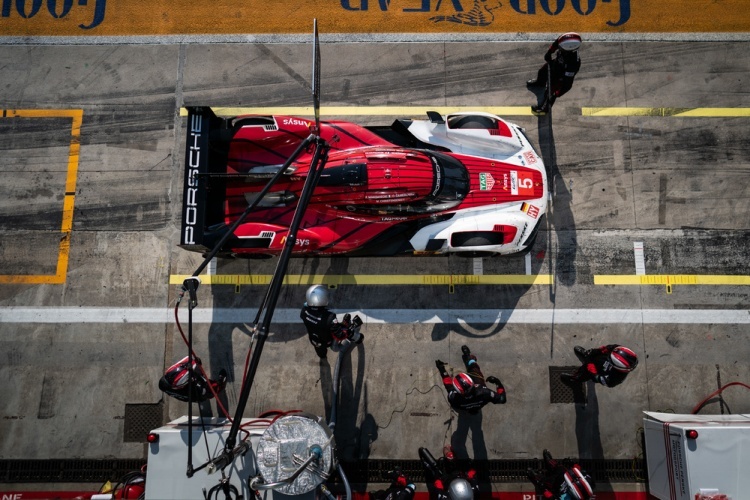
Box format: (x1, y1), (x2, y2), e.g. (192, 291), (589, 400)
(0, 37), (749, 494)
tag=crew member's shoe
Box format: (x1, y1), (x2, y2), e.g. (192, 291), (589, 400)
(461, 345), (476, 364)
(560, 372), (579, 385)
(531, 105), (548, 114)
(526, 468), (542, 485)
(526, 79), (541, 87)
(574, 346), (591, 362)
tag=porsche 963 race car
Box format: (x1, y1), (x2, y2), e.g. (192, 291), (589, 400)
(180, 107), (547, 257)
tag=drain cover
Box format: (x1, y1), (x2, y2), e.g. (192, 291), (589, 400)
(549, 366), (587, 404)
(123, 403), (163, 443)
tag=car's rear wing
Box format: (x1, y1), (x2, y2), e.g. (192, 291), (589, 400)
(179, 106), (231, 252)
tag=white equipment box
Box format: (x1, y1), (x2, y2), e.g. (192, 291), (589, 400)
(145, 414), (332, 500)
(643, 411), (750, 500)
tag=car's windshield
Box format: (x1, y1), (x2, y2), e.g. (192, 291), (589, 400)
(427, 151), (470, 209)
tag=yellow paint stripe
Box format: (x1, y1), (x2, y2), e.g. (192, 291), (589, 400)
(0, 109), (82, 285)
(595, 275), (750, 286)
(179, 106), (535, 117)
(182, 107), (750, 119)
(170, 274), (554, 286)
(582, 107), (750, 117)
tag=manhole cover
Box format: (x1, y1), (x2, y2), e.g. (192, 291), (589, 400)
(123, 403), (163, 443)
(549, 366), (587, 404)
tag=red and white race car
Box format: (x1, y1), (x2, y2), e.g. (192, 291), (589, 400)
(180, 107), (547, 257)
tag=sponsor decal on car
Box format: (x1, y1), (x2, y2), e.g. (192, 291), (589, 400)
(511, 170), (535, 196)
(510, 171), (518, 195)
(479, 172), (495, 191)
(523, 150), (538, 164)
(182, 113), (203, 246)
(281, 118), (311, 127)
(521, 202), (540, 219)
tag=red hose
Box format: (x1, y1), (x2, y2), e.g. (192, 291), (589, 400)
(691, 382), (750, 414)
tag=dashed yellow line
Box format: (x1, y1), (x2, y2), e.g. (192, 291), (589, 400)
(0, 109), (83, 285)
(179, 106), (535, 117)
(180, 106), (750, 119)
(582, 107), (750, 117)
(594, 275), (750, 286)
(169, 274), (554, 287)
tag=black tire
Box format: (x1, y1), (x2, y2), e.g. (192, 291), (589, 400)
(447, 115), (496, 130)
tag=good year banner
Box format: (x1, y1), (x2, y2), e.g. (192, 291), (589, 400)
(1, 0), (748, 35)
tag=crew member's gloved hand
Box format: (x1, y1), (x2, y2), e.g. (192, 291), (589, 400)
(342, 313), (351, 326)
(352, 314), (363, 327)
(486, 376), (502, 386)
(435, 360), (448, 375)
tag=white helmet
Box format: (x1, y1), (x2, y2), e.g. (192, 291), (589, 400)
(305, 284), (329, 307)
(557, 32), (582, 52)
(447, 478), (473, 500)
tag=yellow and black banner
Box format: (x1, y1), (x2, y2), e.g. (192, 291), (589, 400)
(1, 0), (749, 36)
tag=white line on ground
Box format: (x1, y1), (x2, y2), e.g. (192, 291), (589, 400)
(634, 241), (646, 275)
(525, 252), (532, 275)
(473, 258), (483, 276)
(0, 307), (747, 324)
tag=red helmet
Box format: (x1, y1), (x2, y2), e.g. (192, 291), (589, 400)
(452, 373), (475, 395)
(563, 465), (594, 499)
(163, 356), (199, 389)
(610, 346), (638, 372)
(556, 32), (582, 52)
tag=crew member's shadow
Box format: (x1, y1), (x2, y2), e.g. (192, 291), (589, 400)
(536, 109), (577, 293)
(325, 343), (378, 460)
(575, 381), (612, 494)
(450, 411), (491, 496)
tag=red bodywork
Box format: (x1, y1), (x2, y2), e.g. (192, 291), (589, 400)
(218, 116), (543, 255)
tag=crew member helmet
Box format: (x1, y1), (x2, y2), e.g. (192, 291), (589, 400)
(563, 465), (594, 499)
(453, 373), (475, 395)
(447, 478), (474, 500)
(306, 284), (330, 307)
(163, 356), (199, 389)
(557, 32), (582, 52)
(610, 346), (638, 372)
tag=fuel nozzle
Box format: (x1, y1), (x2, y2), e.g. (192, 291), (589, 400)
(309, 444), (323, 463)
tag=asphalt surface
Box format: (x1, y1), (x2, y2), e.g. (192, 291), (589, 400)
(0, 38), (749, 495)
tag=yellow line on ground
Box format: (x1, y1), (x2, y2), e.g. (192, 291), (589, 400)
(181, 107), (750, 118)
(179, 106), (534, 117)
(594, 275), (750, 285)
(582, 107), (750, 117)
(0, 109), (82, 285)
(170, 274), (554, 286)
